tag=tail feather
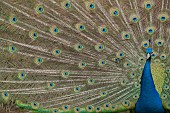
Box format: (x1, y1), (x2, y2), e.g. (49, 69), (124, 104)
(0, 0), (169, 112)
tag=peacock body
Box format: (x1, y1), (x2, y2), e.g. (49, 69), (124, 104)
(0, 0), (170, 113)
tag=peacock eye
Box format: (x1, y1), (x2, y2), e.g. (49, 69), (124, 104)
(62, 1), (71, 9)
(74, 86), (81, 92)
(104, 103), (110, 110)
(124, 62), (132, 68)
(21, 73), (25, 77)
(35, 5), (44, 14)
(12, 17), (17, 23)
(52, 48), (62, 56)
(79, 62), (86, 69)
(165, 69), (170, 73)
(122, 100), (131, 107)
(144, 43), (148, 47)
(39, 7), (43, 12)
(65, 3), (71, 8)
(9, 14), (18, 24)
(149, 29), (152, 33)
(129, 14), (140, 23)
(12, 46), (15, 51)
(79, 25), (85, 30)
(76, 108), (80, 111)
(75, 23), (86, 32)
(146, 4), (151, 8)
(34, 102), (37, 106)
(134, 82), (140, 88)
(29, 30), (38, 40)
(62, 71), (69, 78)
(160, 54), (166, 60)
(112, 106), (116, 109)
(33, 32), (38, 38)
(114, 10), (119, 15)
(95, 44), (105, 52)
(4, 92), (8, 97)
(125, 34), (129, 38)
(31, 102), (39, 109)
(8, 45), (17, 53)
(54, 28), (59, 33)
(105, 104), (109, 107)
(62, 105), (70, 111)
(100, 91), (107, 97)
(158, 13), (169, 22)
(54, 110), (58, 112)
(132, 17), (138, 23)
(88, 78), (95, 85)
(141, 40), (150, 48)
(38, 58), (42, 62)
(102, 28), (107, 32)
(133, 18), (137, 21)
(56, 50), (60, 54)
(34, 57), (43, 65)
(17, 71), (27, 80)
(98, 25), (108, 34)
(155, 39), (164, 46)
(33, 32), (37, 37)
(133, 94), (139, 99)
(110, 8), (119, 16)
(99, 45), (103, 49)
(78, 45), (82, 49)
(144, 1), (153, 10)
(50, 25), (60, 35)
(50, 83), (53, 86)
(161, 17), (165, 20)
(163, 84), (169, 90)
(122, 31), (131, 40)
(99, 59), (106, 67)
(65, 3), (69, 7)
(161, 93), (167, 99)
(146, 26), (156, 35)
(89, 3), (95, 9)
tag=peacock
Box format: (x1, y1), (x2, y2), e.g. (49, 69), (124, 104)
(0, 0), (170, 113)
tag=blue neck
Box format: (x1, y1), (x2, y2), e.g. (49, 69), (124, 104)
(140, 58), (155, 95)
(135, 58), (164, 113)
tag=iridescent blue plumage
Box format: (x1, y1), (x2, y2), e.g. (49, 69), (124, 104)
(135, 48), (164, 113)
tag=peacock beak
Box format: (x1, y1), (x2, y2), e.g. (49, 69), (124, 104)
(147, 53), (151, 59)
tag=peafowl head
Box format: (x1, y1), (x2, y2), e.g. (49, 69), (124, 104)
(146, 48), (153, 60)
